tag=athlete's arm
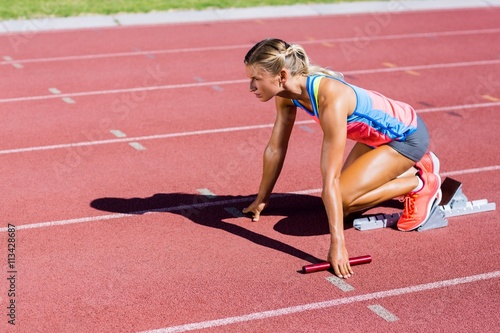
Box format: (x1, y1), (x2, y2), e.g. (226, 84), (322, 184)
(317, 79), (353, 279)
(243, 96), (297, 221)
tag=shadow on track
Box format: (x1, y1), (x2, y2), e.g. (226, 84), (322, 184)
(90, 192), (338, 264)
(90, 192), (402, 265)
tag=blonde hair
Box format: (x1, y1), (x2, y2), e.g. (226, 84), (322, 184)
(244, 38), (343, 79)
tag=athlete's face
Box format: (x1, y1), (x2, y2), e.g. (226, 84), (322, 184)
(246, 65), (281, 102)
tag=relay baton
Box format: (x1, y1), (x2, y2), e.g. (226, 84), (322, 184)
(301, 255), (372, 274)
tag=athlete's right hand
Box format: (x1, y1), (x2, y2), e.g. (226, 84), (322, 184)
(328, 242), (353, 279)
(242, 201), (267, 222)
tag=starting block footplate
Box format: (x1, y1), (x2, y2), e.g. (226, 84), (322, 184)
(353, 177), (496, 232)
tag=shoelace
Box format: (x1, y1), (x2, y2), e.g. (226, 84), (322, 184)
(400, 192), (418, 219)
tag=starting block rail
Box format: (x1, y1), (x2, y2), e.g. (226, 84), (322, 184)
(353, 177), (496, 232)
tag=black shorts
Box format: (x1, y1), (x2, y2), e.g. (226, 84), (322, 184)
(386, 115), (429, 162)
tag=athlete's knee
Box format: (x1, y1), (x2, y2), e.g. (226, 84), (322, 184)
(341, 192), (359, 214)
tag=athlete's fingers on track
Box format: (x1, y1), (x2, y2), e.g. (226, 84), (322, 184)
(242, 207), (260, 221)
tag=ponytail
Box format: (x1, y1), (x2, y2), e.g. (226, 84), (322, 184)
(244, 38), (343, 80)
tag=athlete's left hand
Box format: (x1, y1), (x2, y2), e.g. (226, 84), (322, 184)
(242, 200), (267, 222)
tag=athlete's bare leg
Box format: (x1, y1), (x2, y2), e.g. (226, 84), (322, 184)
(340, 144), (418, 214)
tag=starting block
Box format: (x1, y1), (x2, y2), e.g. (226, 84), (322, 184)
(353, 177), (496, 232)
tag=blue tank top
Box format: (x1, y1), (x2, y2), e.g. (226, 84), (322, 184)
(291, 75), (418, 146)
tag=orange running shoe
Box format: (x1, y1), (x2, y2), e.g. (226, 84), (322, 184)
(415, 151), (440, 175)
(397, 170), (442, 231)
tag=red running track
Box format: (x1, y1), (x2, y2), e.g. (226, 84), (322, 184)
(0, 6), (499, 333)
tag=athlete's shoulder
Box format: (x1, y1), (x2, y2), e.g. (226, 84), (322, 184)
(315, 76), (356, 117)
(317, 76), (351, 100)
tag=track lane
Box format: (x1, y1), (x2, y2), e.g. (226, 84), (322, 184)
(0, 6), (499, 333)
(1, 30), (500, 100)
(1, 62), (499, 153)
(0, 104), (497, 227)
(1, 7), (499, 59)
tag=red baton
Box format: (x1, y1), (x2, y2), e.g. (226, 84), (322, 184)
(301, 255), (372, 274)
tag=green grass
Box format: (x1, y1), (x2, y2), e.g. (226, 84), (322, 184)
(0, 0), (378, 20)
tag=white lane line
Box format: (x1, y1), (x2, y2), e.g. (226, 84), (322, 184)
(441, 165), (500, 177)
(0, 213), (132, 233)
(347, 59), (500, 75)
(129, 142), (146, 150)
(0, 195), (260, 232)
(0, 121), (287, 155)
(136, 271), (500, 333)
(2, 55), (23, 69)
(110, 130), (127, 138)
(367, 304), (400, 322)
(0, 79), (247, 104)
(197, 188), (217, 198)
(1, 101), (499, 156)
(0, 163), (497, 233)
(62, 97), (76, 104)
(1, 28), (499, 66)
(417, 101), (500, 113)
(326, 276), (355, 292)
(110, 130), (146, 150)
(1, 59), (500, 104)
(48, 87), (62, 94)
(48, 87), (76, 104)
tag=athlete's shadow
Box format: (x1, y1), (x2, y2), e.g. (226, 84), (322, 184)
(90, 192), (347, 264)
